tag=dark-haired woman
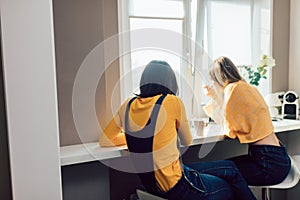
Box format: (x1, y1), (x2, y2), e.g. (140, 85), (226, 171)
(100, 60), (255, 200)
(203, 56), (291, 186)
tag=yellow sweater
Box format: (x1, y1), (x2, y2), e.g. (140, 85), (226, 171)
(204, 81), (274, 143)
(99, 94), (192, 191)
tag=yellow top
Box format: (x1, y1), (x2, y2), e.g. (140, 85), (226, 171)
(204, 81), (274, 143)
(99, 94), (192, 191)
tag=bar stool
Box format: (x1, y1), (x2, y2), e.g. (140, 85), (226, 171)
(250, 155), (300, 200)
(135, 189), (167, 200)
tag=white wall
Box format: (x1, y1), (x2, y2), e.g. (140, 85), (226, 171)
(0, 0), (62, 199)
(272, 0), (290, 93)
(289, 0), (300, 96)
(288, 1), (300, 198)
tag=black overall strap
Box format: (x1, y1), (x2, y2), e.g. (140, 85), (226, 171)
(124, 95), (166, 195)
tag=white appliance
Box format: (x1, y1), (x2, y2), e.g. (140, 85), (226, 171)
(282, 91), (299, 120)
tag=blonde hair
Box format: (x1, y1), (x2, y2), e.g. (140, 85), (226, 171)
(209, 56), (243, 87)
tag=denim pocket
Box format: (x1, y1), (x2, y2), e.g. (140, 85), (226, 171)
(165, 173), (207, 200)
(183, 166), (206, 192)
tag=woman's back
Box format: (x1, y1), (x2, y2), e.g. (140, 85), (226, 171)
(121, 94), (192, 191)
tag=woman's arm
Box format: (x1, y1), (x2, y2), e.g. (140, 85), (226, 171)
(99, 101), (128, 147)
(99, 116), (126, 147)
(203, 85), (224, 124)
(175, 97), (192, 146)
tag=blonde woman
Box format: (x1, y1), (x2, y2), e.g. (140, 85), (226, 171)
(203, 56), (291, 186)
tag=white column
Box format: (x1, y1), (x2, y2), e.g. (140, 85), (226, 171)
(289, 0), (300, 96)
(0, 0), (62, 199)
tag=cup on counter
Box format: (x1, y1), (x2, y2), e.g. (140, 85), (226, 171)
(191, 118), (208, 136)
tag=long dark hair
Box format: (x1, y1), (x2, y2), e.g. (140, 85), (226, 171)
(138, 60), (178, 98)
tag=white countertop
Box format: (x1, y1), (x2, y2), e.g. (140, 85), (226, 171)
(273, 119), (300, 132)
(60, 119), (300, 166)
(60, 143), (128, 166)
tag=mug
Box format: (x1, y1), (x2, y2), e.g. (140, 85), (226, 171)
(192, 119), (208, 136)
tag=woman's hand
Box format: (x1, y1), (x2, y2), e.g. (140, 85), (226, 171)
(203, 84), (218, 99)
(203, 84), (223, 105)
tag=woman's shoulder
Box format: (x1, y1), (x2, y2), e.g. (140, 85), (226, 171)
(225, 81), (265, 105)
(122, 94), (182, 106)
(118, 96), (137, 113)
(123, 96), (135, 106)
(164, 94), (182, 104)
(227, 80), (247, 88)
(226, 81), (250, 93)
(163, 95), (186, 113)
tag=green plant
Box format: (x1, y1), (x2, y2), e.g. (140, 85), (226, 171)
(242, 55), (276, 86)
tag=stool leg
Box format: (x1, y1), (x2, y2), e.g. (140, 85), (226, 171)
(261, 188), (270, 200)
(262, 188), (266, 200)
(266, 188), (270, 200)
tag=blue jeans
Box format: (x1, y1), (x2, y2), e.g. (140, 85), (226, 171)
(229, 143), (291, 186)
(186, 160), (256, 200)
(161, 163), (234, 200)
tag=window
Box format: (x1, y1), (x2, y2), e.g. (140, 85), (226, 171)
(129, 0), (184, 79)
(205, 1), (252, 64)
(202, 0), (273, 95)
(118, 0), (273, 119)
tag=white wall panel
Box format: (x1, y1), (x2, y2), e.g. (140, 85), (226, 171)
(0, 0), (62, 199)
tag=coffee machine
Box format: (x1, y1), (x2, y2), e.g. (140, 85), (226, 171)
(282, 91), (299, 120)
